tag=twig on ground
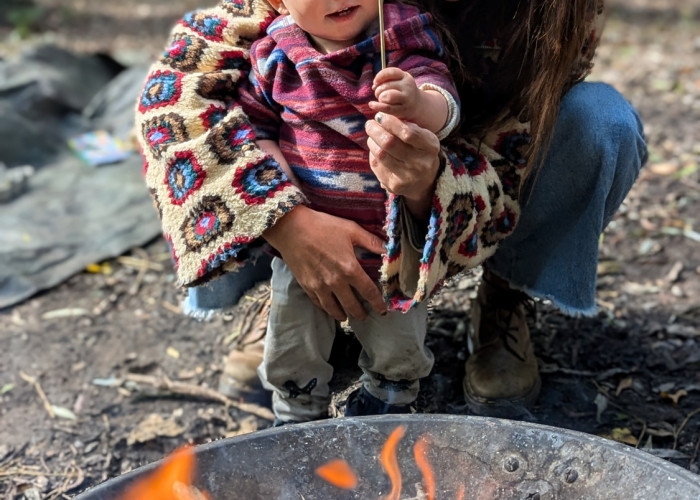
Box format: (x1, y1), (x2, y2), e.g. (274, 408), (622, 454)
(51, 425), (80, 435)
(124, 373), (274, 421)
(116, 254), (165, 272)
(19, 371), (55, 419)
(690, 437), (700, 468)
(674, 407), (700, 451)
(46, 463), (85, 500)
(126, 248), (153, 295)
(162, 300), (181, 315)
(592, 380), (648, 447)
(0, 467), (78, 478)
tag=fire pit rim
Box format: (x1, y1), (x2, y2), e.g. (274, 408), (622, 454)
(75, 414), (700, 499)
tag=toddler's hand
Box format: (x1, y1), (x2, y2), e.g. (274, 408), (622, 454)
(369, 68), (420, 122)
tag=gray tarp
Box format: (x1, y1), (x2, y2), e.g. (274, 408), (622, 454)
(0, 46), (161, 309)
(0, 155), (161, 308)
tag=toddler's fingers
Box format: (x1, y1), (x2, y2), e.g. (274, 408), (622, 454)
(377, 89), (405, 105)
(368, 101), (392, 113)
(374, 81), (402, 99)
(372, 67), (405, 89)
(369, 102), (406, 120)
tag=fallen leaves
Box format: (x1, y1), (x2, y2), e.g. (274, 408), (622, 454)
(50, 406), (77, 421)
(40, 308), (90, 320)
(615, 377), (635, 396)
(19, 371), (57, 419)
(601, 427), (639, 446)
(127, 414), (185, 446)
(660, 389), (688, 407)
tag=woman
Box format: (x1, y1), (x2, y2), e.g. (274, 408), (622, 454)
(136, 0), (647, 417)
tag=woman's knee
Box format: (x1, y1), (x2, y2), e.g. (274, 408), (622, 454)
(555, 82), (647, 183)
(560, 82), (647, 160)
(556, 82), (648, 225)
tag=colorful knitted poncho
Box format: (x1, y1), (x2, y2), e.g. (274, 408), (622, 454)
(136, 0), (604, 311)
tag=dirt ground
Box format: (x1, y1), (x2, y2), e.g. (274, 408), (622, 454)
(1, 0), (699, 498)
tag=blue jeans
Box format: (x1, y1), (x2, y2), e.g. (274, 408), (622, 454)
(488, 82), (647, 315)
(181, 253), (273, 319)
(183, 82), (647, 317)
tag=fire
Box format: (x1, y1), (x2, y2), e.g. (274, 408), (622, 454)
(380, 425), (406, 500)
(120, 426), (467, 500)
(118, 445), (210, 500)
(316, 425), (470, 499)
(315, 458), (358, 490)
(413, 435), (435, 500)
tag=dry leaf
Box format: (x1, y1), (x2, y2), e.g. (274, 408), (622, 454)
(85, 262), (113, 274)
(646, 427), (675, 438)
(660, 389), (688, 407)
(167, 346), (181, 359)
(639, 218), (658, 231)
(672, 163), (698, 179)
(615, 377), (634, 396)
(622, 282), (661, 295)
(665, 261), (684, 283)
(598, 260), (623, 276)
(594, 393), (608, 423)
(51, 405), (77, 420)
(603, 427), (638, 446)
(649, 162), (679, 175)
(41, 308), (90, 320)
(127, 413), (185, 445)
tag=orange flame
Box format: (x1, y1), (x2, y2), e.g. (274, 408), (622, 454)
(316, 425), (470, 500)
(380, 425), (406, 500)
(118, 445), (210, 500)
(413, 434), (435, 500)
(315, 459), (359, 490)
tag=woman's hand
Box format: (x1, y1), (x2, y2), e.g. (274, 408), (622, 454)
(262, 205), (388, 321)
(365, 112), (441, 220)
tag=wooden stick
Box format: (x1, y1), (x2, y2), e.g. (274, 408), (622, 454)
(19, 371), (55, 419)
(124, 373), (275, 421)
(378, 0), (386, 69)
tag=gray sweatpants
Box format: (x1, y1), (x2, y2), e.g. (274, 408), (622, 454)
(258, 257), (433, 422)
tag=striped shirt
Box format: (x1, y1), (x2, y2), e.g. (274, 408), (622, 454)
(239, 2), (459, 279)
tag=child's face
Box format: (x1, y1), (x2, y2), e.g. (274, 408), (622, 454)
(276, 0), (380, 53)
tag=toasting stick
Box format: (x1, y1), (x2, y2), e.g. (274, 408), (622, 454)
(378, 0), (386, 69)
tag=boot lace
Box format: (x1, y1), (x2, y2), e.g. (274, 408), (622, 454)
(481, 275), (535, 362)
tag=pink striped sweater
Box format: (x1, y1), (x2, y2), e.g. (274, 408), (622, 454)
(238, 2), (459, 279)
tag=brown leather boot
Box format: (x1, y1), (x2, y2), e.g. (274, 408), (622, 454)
(217, 283), (271, 404)
(463, 270), (540, 416)
(218, 338), (269, 404)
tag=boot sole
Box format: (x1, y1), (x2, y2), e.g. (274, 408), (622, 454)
(462, 375), (541, 419)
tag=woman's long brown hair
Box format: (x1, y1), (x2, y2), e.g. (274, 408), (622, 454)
(418, 0), (595, 179)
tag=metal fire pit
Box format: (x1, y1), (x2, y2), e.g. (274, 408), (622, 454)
(77, 415), (700, 500)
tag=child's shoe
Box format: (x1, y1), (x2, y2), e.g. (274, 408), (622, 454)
(344, 387), (412, 417)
